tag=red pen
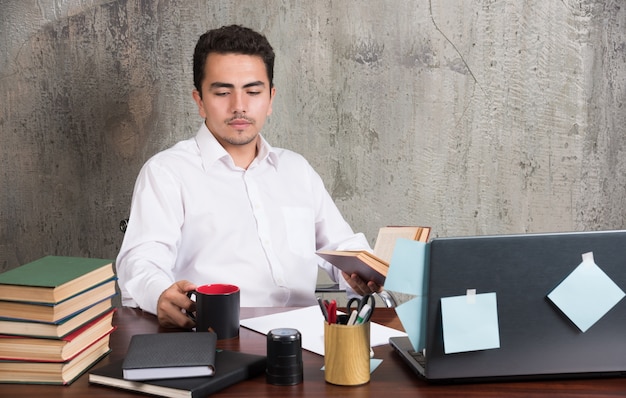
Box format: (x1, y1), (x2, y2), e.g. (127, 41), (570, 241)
(326, 300), (337, 324)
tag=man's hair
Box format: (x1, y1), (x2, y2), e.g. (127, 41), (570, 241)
(193, 25), (275, 95)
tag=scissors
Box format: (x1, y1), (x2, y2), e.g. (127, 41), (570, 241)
(323, 299), (337, 324)
(346, 294), (375, 324)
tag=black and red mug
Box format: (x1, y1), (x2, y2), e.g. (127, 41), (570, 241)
(187, 284), (240, 339)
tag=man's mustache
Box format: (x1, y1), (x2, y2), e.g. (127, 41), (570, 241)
(227, 113), (255, 123)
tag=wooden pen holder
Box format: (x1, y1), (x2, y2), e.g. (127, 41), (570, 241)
(323, 321), (370, 386)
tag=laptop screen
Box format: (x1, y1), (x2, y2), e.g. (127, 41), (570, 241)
(415, 230), (626, 382)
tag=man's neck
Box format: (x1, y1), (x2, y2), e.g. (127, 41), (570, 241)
(220, 138), (259, 169)
(230, 146), (258, 169)
(204, 123), (261, 169)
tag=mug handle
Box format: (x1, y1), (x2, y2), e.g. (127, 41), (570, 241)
(186, 291), (197, 323)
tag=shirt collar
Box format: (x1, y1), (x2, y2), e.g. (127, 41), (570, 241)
(194, 123), (279, 171)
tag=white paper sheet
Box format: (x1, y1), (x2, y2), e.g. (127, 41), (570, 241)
(240, 305), (407, 356)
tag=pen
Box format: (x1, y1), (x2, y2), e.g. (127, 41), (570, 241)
(355, 303), (372, 325)
(317, 297), (329, 322)
(327, 300), (337, 324)
(347, 309), (358, 325)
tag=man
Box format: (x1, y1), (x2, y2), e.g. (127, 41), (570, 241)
(116, 25), (380, 328)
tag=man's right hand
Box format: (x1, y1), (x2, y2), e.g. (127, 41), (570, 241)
(156, 280), (198, 328)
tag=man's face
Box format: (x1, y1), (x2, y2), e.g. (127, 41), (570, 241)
(192, 53), (275, 150)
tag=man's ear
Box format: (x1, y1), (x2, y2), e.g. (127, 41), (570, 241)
(267, 86), (276, 117)
(192, 89), (206, 119)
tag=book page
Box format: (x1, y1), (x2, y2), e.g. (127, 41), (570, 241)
(373, 227), (429, 263)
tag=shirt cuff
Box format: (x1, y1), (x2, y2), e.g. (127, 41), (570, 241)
(126, 276), (172, 316)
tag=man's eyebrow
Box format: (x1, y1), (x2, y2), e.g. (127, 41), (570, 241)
(209, 81), (266, 89)
(243, 81), (265, 89)
(210, 82), (234, 89)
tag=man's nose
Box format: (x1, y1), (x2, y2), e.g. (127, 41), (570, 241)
(230, 92), (245, 113)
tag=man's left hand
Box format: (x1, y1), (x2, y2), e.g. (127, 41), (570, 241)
(342, 271), (383, 296)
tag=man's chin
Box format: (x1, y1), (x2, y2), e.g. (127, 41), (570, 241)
(224, 133), (258, 146)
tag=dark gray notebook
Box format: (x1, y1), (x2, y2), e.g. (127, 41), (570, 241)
(391, 230), (626, 383)
(122, 332), (217, 380)
(90, 350), (266, 398)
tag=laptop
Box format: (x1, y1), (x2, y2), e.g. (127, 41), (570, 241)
(390, 229), (626, 383)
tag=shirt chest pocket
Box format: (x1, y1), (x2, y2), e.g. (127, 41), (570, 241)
(282, 207), (316, 255)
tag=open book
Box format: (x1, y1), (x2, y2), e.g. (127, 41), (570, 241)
(317, 226), (431, 286)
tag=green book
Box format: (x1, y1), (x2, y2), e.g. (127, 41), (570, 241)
(0, 256), (114, 304)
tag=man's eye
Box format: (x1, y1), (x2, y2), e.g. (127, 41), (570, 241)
(215, 92), (229, 97)
(248, 91), (261, 96)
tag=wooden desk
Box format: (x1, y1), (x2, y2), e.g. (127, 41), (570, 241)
(3, 307), (626, 397)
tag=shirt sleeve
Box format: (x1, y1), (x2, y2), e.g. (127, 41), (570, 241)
(306, 162), (373, 294)
(115, 158), (184, 315)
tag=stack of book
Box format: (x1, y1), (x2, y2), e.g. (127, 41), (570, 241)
(0, 256), (117, 385)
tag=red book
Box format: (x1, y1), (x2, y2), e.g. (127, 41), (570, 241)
(0, 333), (111, 384)
(0, 309), (115, 362)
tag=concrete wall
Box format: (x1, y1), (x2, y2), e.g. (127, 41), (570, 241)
(1, 0), (625, 273)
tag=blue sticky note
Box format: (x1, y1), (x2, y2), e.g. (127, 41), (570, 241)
(547, 252), (625, 332)
(440, 291), (500, 354)
(395, 296), (427, 352)
(385, 239), (428, 296)
(385, 239), (429, 351)
(321, 359), (383, 374)
(370, 358), (383, 373)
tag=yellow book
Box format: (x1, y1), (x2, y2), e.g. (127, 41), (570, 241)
(0, 299), (113, 338)
(0, 334), (111, 384)
(0, 280), (116, 323)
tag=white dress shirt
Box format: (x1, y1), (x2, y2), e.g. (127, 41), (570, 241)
(116, 123), (371, 315)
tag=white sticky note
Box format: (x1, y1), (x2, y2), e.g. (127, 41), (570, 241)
(440, 292), (500, 354)
(547, 252), (625, 332)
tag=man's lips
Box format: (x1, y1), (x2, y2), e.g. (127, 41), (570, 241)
(228, 118), (252, 129)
